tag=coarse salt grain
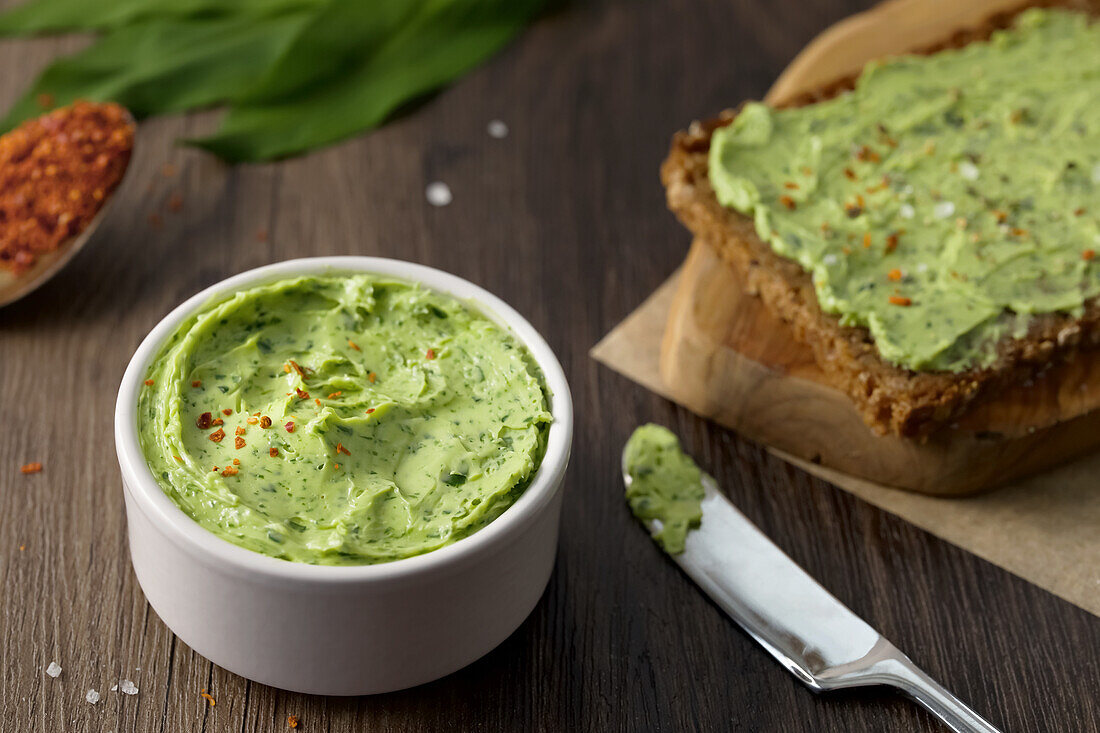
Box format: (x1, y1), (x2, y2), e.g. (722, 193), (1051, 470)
(933, 201), (955, 219)
(958, 161), (979, 181)
(899, 203), (915, 219)
(822, 254), (838, 266)
(119, 679), (138, 695)
(425, 182), (452, 207)
(46, 662), (62, 678)
(110, 684), (118, 692)
(86, 689), (100, 704)
(487, 119), (509, 139)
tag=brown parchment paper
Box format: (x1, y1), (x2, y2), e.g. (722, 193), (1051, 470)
(592, 273), (1100, 618)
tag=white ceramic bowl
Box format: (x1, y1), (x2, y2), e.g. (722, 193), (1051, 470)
(115, 257), (572, 695)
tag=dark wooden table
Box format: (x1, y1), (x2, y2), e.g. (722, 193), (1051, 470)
(2, 1), (1098, 730)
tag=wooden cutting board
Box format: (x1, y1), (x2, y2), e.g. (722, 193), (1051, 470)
(659, 0), (1100, 494)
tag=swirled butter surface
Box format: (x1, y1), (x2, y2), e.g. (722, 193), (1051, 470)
(138, 274), (551, 565)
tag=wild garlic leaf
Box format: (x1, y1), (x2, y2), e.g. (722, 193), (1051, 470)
(0, 12), (314, 129)
(0, 0), (322, 35)
(190, 0), (544, 162)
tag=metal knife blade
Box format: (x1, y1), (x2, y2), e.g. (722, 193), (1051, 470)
(626, 468), (1002, 733)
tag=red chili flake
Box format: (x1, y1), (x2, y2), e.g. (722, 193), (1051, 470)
(336, 442), (351, 456)
(887, 268), (902, 282)
(843, 167), (857, 181)
(209, 428), (226, 443)
(246, 417), (259, 425)
(783, 181), (799, 190)
(288, 714), (299, 729)
(348, 340), (360, 351)
(196, 412), (213, 429)
(1074, 208), (1086, 217)
(270, 447), (279, 457)
(368, 372), (377, 383)
(426, 349), (436, 360)
(845, 203), (862, 218)
(200, 689), (217, 706)
(211, 418), (224, 426)
(885, 232), (899, 253)
(334, 463), (341, 470)
(235, 426), (246, 436)
(295, 387), (310, 399)
(366, 408), (375, 414)
(327, 391), (342, 399)
(173, 455), (182, 463)
(0, 102), (133, 275)
(888, 295), (912, 306)
(260, 416), (272, 428)
(1083, 249), (1096, 262)
(220, 408), (231, 416)
(862, 233), (872, 249)
(142, 379), (154, 386)
(288, 360), (312, 380)
(993, 209), (1008, 223)
(1012, 227), (1030, 238)
(283, 364), (292, 373)
(167, 192), (183, 212)
(779, 195), (796, 210)
(285, 421), (295, 433)
(20, 462), (42, 474)
(314, 398), (321, 406)
(191, 380), (202, 388)
(232, 458), (240, 465)
(234, 436), (245, 449)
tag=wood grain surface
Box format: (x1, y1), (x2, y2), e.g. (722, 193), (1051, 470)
(1, 1), (1097, 731)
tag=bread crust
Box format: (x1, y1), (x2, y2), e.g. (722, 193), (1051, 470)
(661, 0), (1100, 437)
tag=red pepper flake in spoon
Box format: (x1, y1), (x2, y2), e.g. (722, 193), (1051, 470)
(0, 101), (134, 276)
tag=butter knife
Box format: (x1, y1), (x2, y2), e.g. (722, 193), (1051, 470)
(623, 462), (1002, 733)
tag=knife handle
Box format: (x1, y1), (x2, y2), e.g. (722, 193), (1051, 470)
(885, 655), (1003, 733)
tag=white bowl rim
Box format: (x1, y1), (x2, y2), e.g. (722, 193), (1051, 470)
(115, 256), (573, 585)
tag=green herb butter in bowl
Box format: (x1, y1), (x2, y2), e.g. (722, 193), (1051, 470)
(115, 257), (572, 695)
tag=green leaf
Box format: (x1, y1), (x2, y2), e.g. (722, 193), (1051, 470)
(0, 12), (314, 130)
(0, 0), (322, 35)
(190, 0), (545, 162)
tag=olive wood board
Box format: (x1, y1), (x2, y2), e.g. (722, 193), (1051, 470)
(590, 0), (1099, 615)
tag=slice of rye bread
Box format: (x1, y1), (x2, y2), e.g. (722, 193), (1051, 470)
(661, 0), (1100, 439)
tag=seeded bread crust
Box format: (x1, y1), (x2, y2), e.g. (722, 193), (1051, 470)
(661, 0), (1100, 437)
